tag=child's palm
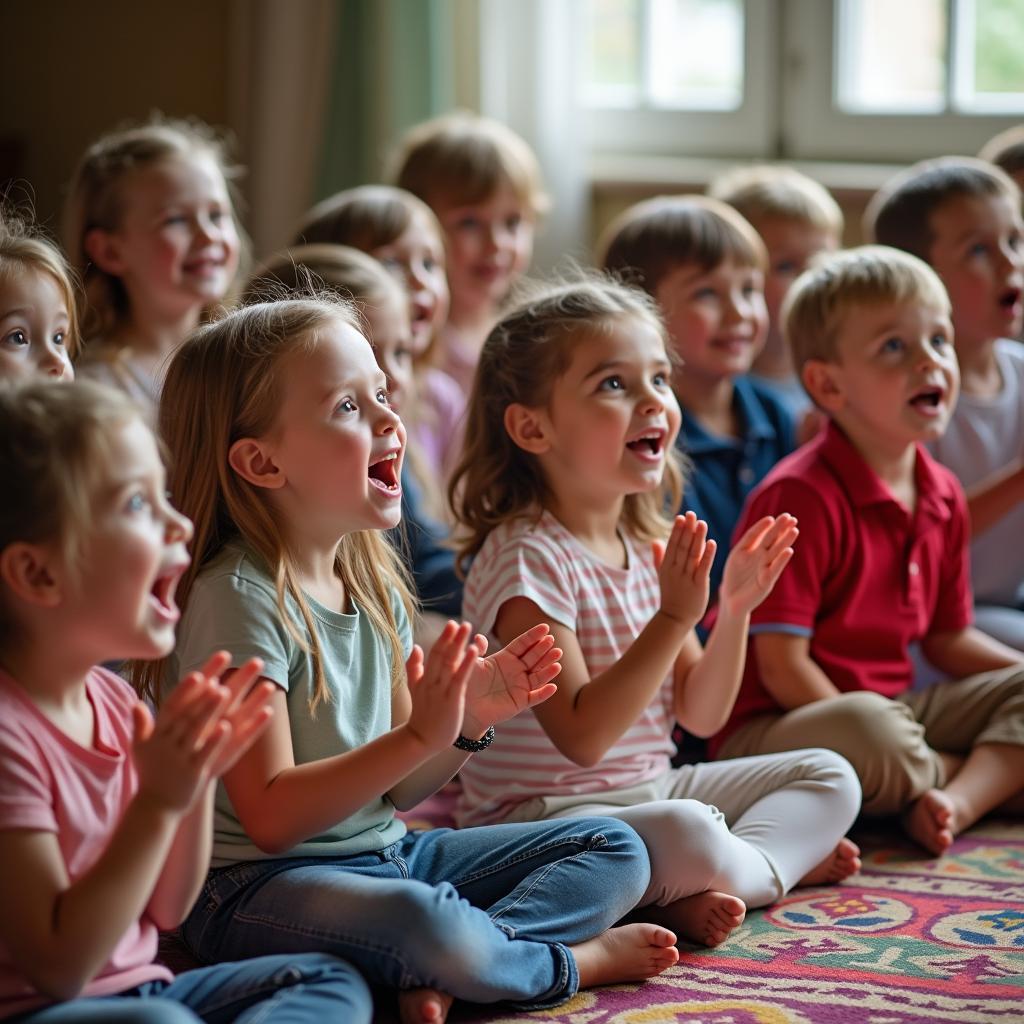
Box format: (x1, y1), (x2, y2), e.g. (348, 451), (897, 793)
(720, 514), (799, 616)
(405, 623), (474, 752)
(655, 513), (716, 628)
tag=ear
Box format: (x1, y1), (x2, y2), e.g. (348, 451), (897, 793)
(228, 438), (286, 490)
(503, 403), (552, 455)
(0, 543), (64, 609)
(801, 359), (845, 413)
(84, 227), (126, 276)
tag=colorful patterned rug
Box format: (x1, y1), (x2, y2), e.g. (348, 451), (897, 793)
(449, 817), (1024, 1024)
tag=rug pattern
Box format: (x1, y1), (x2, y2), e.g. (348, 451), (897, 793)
(456, 819), (1024, 1024)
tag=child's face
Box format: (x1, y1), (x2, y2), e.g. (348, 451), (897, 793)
(370, 211), (449, 356)
(265, 320), (406, 539)
(0, 268), (74, 381)
(94, 153), (241, 320)
(814, 298), (959, 456)
(70, 417), (193, 661)
(758, 218), (840, 348)
(362, 290), (414, 417)
(927, 191), (1024, 351)
(531, 316), (681, 506)
(435, 183), (534, 315)
(655, 257), (768, 385)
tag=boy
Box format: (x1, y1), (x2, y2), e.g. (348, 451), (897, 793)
(709, 165), (843, 429)
(711, 246), (1024, 856)
(391, 112), (548, 396)
(599, 194), (795, 601)
(866, 158), (1024, 650)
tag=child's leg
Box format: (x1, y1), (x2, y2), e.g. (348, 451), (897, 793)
(159, 952), (373, 1024)
(15, 1001), (197, 1024)
(670, 750), (862, 903)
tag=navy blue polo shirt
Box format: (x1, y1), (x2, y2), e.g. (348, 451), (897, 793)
(677, 376), (796, 601)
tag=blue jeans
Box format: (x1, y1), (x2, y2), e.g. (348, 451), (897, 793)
(182, 818), (650, 1009)
(12, 953), (371, 1023)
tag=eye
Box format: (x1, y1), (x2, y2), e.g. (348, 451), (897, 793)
(379, 256), (404, 274)
(125, 491), (152, 514)
(505, 214), (522, 231)
(968, 242), (988, 257)
(456, 215), (481, 231)
(209, 207), (225, 223)
(692, 286), (717, 301)
(376, 388), (391, 405)
(652, 371), (669, 387)
(164, 214), (188, 226)
(422, 256), (437, 273)
(1008, 231), (1022, 252)
(335, 397), (357, 413)
(52, 331), (66, 348)
(598, 375), (624, 391)
(3, 329), (28, 348)
(880, 336), (904, 354)
(774, 259), (798, 276)
(930, 333), (950, 350)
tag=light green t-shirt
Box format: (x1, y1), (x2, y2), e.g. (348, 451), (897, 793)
(168, 542), (410, 867)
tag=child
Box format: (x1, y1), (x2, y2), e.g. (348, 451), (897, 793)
(449, 275), (861, 948)
(0, 380), (373, 1022)
(979, 125), (1024, 197)
(709, 165), (843, 429)
(712, 246), (1024, 856)
(64, 116), (244, 419)
(391, 112), (547, 396)
(295, 185), (464, 483)
(244, 243), (462, 622)
(866, 157), (1024, 650)
(0, 213), (77, 382)
(599, 195), (796, 601)
(151, 296), (680, 1023)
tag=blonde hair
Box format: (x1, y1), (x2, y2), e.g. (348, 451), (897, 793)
(598, 194), (767, 295)
(708, 165), (844, 236)
(391, 112), (549, 217)
(450, 275), (684, 569)
(864, 156), (1021, 261)
(63, 114), (248, 345)
(136, 297), (414, 709)
(784, 245), (951, 376)
(0, 379), (143, 649)
(0, 210), (81, 360)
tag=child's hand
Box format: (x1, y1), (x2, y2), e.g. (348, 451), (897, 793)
(405, 621), (478, 752)
(461, 622), (561, 733)
(200, 656), (275, 778)
(653, 512), (717, 629)
(132, 652), (267, 814)
(719, 514), (799, 617)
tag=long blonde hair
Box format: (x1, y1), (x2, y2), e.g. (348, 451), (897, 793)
(450, 275), (685, 571)
(134, 297), (413, 710)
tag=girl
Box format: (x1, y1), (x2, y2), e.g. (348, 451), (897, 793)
(0, 380), (372, 1023)
(295, 185), (464, 485)
(392, 112), (547, 397)
(244, 243), (462, 624)
(150, 296), (680, 1024)
(0, 213), (77, 382)
(450, 276), (863, 948)
(63, 116), (244, 418)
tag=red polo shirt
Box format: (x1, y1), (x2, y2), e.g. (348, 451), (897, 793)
(710, 421), (973, 755)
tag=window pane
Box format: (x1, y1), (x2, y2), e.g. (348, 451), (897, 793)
(583, 0), (643, 106)
(958, 0), (1024, 112)
(837, 0), (946, 113)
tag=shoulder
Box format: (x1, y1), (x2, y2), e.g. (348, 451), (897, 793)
(191, 544), (279, 605)
(736, 377), (796, 437)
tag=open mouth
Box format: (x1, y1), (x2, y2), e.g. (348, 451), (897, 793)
(626, 429), (666, 460)
(149, 562), (188, 622)
(368, 450), (402, 494)
(909, 385), (945, 415)
(998, 286), (1022, 314)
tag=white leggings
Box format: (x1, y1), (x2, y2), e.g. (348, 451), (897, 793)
(504, 749), (861, 910)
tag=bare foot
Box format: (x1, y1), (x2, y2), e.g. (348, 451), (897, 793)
(570, 923), (680, 988)
(902, 789), (956, 856)
(398, 987), (454, 1024)
(653, 891), (746, 947)
(797, 837), (862, 887)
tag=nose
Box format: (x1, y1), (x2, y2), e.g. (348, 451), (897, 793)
(41, 344), (69, 377)
(373, 400), (402, 435)
(165, 502), (194, 545)
(638, 380), (666, 415)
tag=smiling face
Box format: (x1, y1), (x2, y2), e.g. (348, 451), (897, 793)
(0, 267), (74, 381)
(809, 298), (959, 460)
(527, 315), (681, 511)
(370, 208), (449, 356)
(655, 256), (769, 386)
(93, 152), (241, 324)
(927, 191), (1024, 352)
(63, 416), (193, 663)
(263, 320), (406, 545)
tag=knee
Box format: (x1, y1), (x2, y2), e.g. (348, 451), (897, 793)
(638, 801), (735, 885)
(580, 816), (653, 898)
(799, 748), (863, 820)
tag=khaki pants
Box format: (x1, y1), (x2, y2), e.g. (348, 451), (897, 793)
(717, 665), (1024, 815)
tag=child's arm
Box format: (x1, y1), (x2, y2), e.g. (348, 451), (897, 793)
(921, 627), (1024, 679)
(754, 632), (843, 707)
(221, 622), (478, 854)
(0, 664), (257, 1000)
(963, 462), (1024, 537)
(492, 514), (714, 767)
(673, 515), (798, 736)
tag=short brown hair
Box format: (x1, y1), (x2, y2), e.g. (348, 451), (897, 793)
(597, 194), (767, 295)
(979, 125), (1024, 180)
(864, 156), (1020, 261)
(708, 164), (843, 235)
(390, 112), (549, 217)
(784, 245), (950, 377)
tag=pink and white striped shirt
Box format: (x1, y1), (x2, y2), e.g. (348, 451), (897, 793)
(457, 510), (674, 826)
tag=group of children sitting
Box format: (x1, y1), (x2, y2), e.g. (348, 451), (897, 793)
(0, 109), (1022, 1023)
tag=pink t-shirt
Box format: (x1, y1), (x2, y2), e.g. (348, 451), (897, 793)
(457, 511), (674, 826)
(0, 667), (170, 1018)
